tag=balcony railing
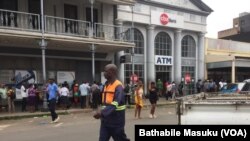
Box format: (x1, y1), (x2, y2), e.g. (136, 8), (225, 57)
(45, 16), (91, 37)
(0, 9), (131, 43)
(95, 23), (130, 42)
(0, 9), (40, 32)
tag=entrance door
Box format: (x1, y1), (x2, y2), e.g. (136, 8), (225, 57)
(156, 72), (170, 83)
(0, 0), (18, 27)
(64, 4), (78, 33)
(28, 0), (40, 29)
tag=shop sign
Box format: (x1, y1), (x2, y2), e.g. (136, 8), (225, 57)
(130, 74), (138, 83)
(155, 55), (173, 66)
(57, 71), (75, 86)
(151, 11), (184, 28)
(185, 73), (191, 83)
(14, 70), (36, 86)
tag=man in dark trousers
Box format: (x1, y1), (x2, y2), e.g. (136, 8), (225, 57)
(47, 79), (60, 123)
(93, 64), (130, 141)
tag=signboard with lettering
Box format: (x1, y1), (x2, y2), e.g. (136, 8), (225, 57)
(151, 11), (184, 28)
(14, 70), (37, 99)
(57, 71), (75, 86)
(155, 55), (173, 66)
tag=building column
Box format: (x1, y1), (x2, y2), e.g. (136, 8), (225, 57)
(232, 57), (235, 83)
(90, 44), (96, 82)
(115, 20), (125, 83)
(174, 29), (182, 84)
(198, 32), (205, 81)
(146, 25), (155, 83)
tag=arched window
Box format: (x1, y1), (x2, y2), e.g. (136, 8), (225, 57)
(124, 28), (144, 54)
(155, 32), (172, 55)
(181, 35), (196, 57)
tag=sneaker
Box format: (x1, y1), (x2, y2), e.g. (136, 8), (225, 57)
(149, 114), (153, 119)
(54, 116), (60, 123)
(153, 115), (157, 118)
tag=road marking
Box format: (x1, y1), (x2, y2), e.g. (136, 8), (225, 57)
(0, 124), (11, 131)
(54, 123), (63, 127)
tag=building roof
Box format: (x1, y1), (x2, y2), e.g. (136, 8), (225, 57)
(190, 0), (213, 13)
(139, 0), (213, 15)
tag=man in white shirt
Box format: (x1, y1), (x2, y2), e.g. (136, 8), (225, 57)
(60, 83), (69, 110)
(79, 81), (90, 108)
(21, 83), (28, 112)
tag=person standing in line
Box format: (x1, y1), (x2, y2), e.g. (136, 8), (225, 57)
(60, 83), (70, 110)
(148, 82), (158, 118)
(91, 81), (100, 110)
(134, 81), (144, 119)
(124, 82), (131, 105)
(7, 86), (15, 113)
(27, 84), (36, 113)
(93, 64), (130, 141)
(79, 81), (90, 109)
(47, 79), (60, 123)
(156, 79), (163, 97)
(21, 82), (28, 112)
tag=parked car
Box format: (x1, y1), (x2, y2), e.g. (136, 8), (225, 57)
(220, 82), (246, 93)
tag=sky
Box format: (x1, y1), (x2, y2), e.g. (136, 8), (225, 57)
(202, 0), (250, 38)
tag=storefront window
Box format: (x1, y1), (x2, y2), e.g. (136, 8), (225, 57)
(181, 35), (196, 57)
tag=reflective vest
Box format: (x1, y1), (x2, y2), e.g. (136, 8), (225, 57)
(102, 80), (126, 111)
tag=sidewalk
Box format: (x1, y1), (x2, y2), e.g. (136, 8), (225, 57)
(0, 97), (176, 121)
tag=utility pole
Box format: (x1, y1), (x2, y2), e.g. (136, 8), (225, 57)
(40, 0), (48, 111)
(90, 0), (95, 82)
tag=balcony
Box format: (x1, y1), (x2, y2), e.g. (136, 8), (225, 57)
(0, 9), (40, 32)
(0, 9), (131, 44)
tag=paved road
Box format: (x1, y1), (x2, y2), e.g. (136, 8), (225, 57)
(0, 105), (177, 141)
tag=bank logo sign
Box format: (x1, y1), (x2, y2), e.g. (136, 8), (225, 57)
(155, 55), (173, 66)
(151, 11), (184, 28)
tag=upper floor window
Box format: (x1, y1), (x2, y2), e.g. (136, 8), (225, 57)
(181, 35), (196, 58)
(125, 28), (144, 54)
(190, 14), (196, 22)
(155, 32), (172, 56)
(201, 16), (206, 24)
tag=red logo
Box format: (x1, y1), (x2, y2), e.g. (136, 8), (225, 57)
(160, 13), (169, 25)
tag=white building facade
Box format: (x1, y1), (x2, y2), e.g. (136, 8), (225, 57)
(116, 0), (212, 90)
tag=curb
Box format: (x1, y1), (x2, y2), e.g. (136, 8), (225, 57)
(0, 102), (176, 121)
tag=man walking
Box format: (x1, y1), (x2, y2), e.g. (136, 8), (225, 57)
(47, 79), (60, 123)
(93, 64), (130, 141)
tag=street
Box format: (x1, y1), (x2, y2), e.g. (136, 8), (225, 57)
(0, 105), (177, 141)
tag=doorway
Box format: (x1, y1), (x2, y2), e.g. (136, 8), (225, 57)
(64, 4), (78, 33)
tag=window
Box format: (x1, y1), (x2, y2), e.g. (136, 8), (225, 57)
(201, 16), (206, 24)
(124, 64), (144, 83)
(155, 32), (172, 56)
(125, 28), (144, 54)
(181, 35), (196, 58)
(190, 14), (196, 22)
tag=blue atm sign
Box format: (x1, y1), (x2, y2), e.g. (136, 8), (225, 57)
(155, 55), (173, 66)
